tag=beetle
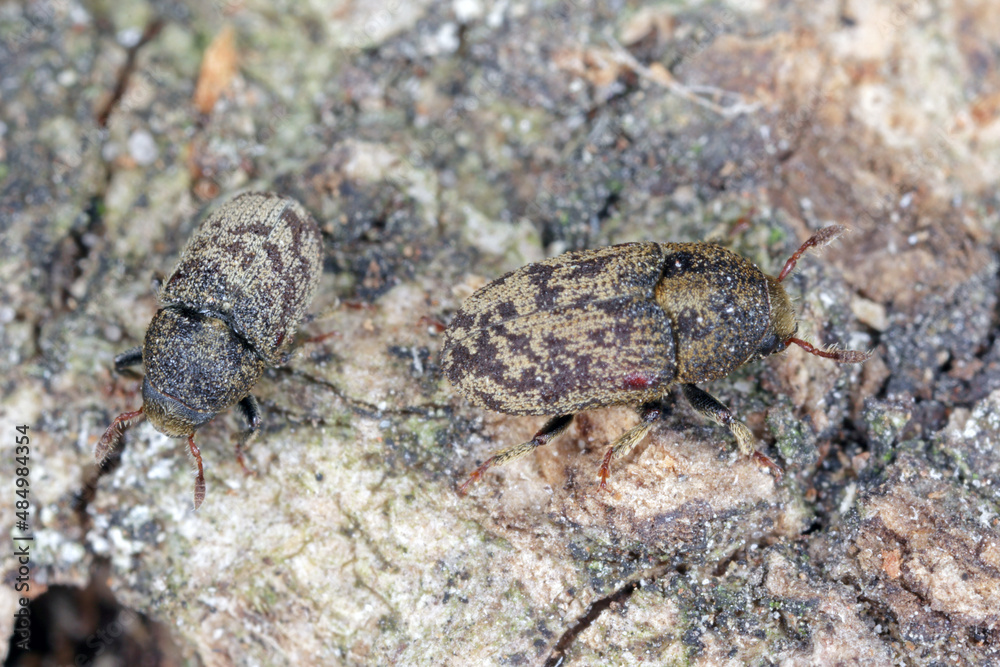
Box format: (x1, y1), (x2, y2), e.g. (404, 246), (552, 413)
(96, 192), (323, 508)
(441, 225), (871, 493)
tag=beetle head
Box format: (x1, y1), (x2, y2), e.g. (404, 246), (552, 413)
(141, 375), (215, 437)
(755, 275), (796, 359)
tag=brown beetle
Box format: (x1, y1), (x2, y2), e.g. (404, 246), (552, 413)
(441, 225), (870, 492)
(97, 192), (323, 508)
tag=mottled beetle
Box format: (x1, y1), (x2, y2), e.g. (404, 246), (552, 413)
(441, 225), (871, 492)
(97, 192), (323, 508)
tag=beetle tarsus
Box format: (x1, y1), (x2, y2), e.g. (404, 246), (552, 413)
(187, 435), (206, 509)
(234, 440), (256, 477)
(302, 330), (341, 345)
(597, 448), (615, 491)
(417, 315), (447, 333)
(596, 404), (662, 491)
(458, 457), (496, 495)
(95, 407), (145, 465)
(751, 450), (784, 482)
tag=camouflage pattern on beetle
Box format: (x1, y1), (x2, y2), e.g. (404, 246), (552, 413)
(97, 192), (323, 508)
(441, 225), (871, 492)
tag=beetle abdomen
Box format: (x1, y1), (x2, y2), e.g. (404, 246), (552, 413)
(656, 243), (771, 383)
(442, 243), (677, 415)
(160, 192), (323, 366)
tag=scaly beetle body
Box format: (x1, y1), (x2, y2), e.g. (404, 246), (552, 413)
(441, 226), (870, 492)
(97, 192), (323, 508)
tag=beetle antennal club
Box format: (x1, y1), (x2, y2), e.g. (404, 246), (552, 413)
(95, 407), (146, 465)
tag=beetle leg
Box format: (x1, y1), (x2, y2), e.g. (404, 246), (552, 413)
(682, 384), (783, 481)
(235, 395), (261, 476)
(113, 347), (143, 370)
(751, 450), (784, 480)
(597, 403), (662, 491)
(682, 384), (753, 453)
(458, 414), (574, 494)
(187, 434), (206, 510)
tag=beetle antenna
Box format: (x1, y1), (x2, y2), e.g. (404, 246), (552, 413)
(95, 407), (145, 464)
(787, 336), (872, 364)
(777, 225), (847, 282)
